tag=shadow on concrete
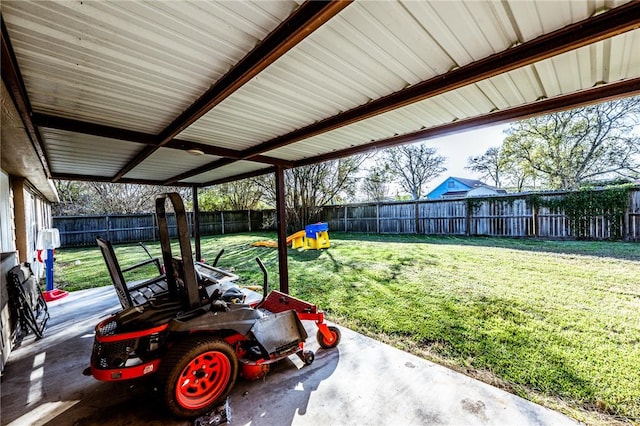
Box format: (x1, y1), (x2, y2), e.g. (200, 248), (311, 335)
(226, 343), (340, 425)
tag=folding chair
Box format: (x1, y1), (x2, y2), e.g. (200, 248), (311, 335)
(7, 263), (49, 339)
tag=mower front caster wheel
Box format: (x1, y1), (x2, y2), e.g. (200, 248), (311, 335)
(317, 325), (341, 349)
(303, 350), (315, 365)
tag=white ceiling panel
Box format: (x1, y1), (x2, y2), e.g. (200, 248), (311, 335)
(3, 0), (299, 133)
(180, 0), (636, 161)
(263, 29), (640, 164)
(180, 161), (271, 185)
(40, 128), (140, 176)
(123, 148), (221, 182)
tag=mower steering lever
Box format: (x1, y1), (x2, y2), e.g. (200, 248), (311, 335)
(255, 257), (268, 305)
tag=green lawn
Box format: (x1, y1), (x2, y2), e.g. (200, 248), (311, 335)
(54, 233), (640, 424)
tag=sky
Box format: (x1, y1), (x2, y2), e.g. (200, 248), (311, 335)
(424, 123), (509, 184)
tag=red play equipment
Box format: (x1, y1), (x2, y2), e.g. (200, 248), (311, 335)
(36, 228), (68, 302)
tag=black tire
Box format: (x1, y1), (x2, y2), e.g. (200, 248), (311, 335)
(303, 350), (315, 365)
(316, 326), (341, 349)
(158, 337), (238, 418)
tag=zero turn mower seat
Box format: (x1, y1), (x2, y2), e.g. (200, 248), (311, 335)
(96, 237), (168, 309)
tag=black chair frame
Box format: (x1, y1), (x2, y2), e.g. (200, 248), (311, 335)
(7, 263), (49, 339)
(96, 237), (167, 309)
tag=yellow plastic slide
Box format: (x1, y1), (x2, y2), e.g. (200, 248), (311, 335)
(286, 230), (306, 244)
(251, 230), (306, 248)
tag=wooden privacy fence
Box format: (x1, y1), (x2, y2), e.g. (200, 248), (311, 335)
(54, 210), (274, 247)
(54, 188), (640, 247)
(319, 188), (640, 241)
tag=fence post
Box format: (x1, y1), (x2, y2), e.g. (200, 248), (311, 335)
(465, 202), (471, 236)
(376, 203), (380, 234)
(153, 212), (157, 241)
(344, 205), (348, 232)
(624, 192), (631, 241)
(106, 215), (111, 241)
(532, 203), (538, 237)
(220, 211), (225, 234)
(248, 210), (252, 232)
(414, 201), (420, 234)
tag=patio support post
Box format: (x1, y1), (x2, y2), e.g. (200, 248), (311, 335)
(275, 166), (289, 294)
(192, 186), (201, 262)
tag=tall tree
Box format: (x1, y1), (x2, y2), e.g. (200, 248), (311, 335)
(466, 146), (538, 191)
(53, 180), (93, 215)
(503, 158), (538, 192)
(384, 144), (446, 199)
(221, 179), (265, 210)
(196, 187), (230, 212)
(501, 96), (640, 190)
(254, 157), (365, 231)
(89, 182), (168, 214)
(196, 179), (265, 211)
(466, 146), (505, 187)
(360, 161), (393, 202)
(53, 181), (190, 215)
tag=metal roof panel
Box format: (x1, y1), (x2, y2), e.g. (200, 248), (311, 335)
(263, 29), (640, 164)
(3, 0), (299, 133)
(123, 148), (221, 182)
(3, 1), (639, 186)
(40, 128), (140, 176)
(180, 161), (271, 184)
(180, 0), (634, 162)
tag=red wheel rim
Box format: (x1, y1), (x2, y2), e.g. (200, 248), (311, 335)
(323, 331), (336, 345)
(175, 351), (231, 410)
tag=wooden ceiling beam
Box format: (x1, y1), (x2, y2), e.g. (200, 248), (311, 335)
(200, 167), (276, 187)
(166, 140), (294, 168)
(112, 0), (352, 183)
(292, 78), (640, 167)
(32, 112), (294, 168)
(50, 172), (193, 187)
(32, 112), (156, 145)
(163, 158), (237, 185)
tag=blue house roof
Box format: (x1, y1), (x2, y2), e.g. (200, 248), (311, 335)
(426, 177), (489, 200)
(450, 177), (487, 188)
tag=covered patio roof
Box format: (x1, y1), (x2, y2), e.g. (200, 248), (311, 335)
(2, 0), (640, 293)
(2, 0), (639, 188)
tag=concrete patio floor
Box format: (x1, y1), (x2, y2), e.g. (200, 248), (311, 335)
(1, 287), (580, 426)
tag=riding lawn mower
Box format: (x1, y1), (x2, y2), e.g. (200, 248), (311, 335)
(87, 193), (340, 418)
